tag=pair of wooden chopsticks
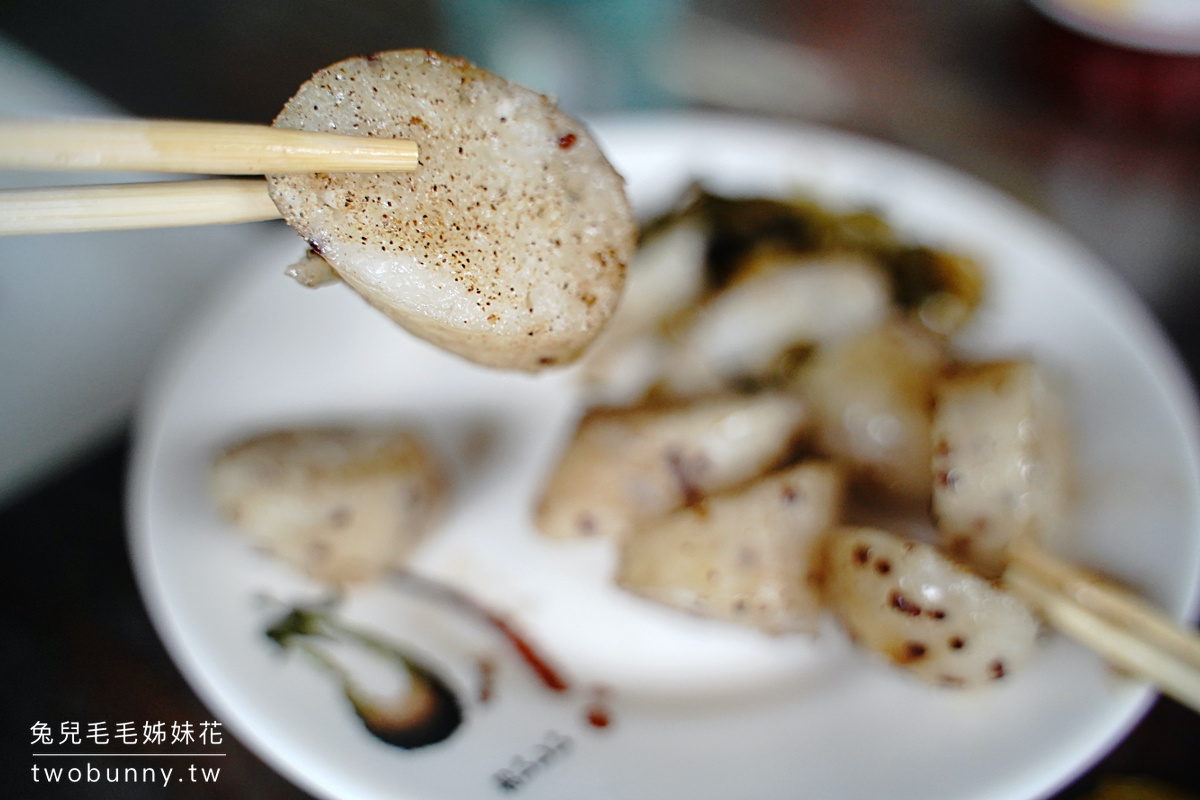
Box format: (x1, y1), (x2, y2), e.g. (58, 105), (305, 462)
(0, 119), (418, 235)
(1004, 539), (1200, 712)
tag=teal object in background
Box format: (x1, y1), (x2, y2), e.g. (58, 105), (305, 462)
(436, 0), (689, 112)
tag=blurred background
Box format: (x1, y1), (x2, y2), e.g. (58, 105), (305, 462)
(1, 0), (1198, 797)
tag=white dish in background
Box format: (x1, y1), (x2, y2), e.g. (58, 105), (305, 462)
(128, 114), (1200, 800)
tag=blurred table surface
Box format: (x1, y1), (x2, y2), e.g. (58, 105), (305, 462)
(1, 0), (1198, 798)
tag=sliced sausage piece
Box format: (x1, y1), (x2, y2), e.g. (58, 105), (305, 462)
(931, 360), (1072, 577)
(536, 393), (809, 540)
(617, 461), (844, 634)
(268, 49), (635, 371)
(211, 427), (446, 585)
(824, 527), (1040, 687)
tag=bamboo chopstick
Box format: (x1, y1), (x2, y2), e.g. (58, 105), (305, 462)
(0, 119), (418, 174)
(0, 179), (282, 235)
(0, 118), (422, 234)
(1004, 541), (1200, 713)
(1011, 539), (1200, 670)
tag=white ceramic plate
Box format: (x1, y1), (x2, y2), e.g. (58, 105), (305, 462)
(129, 114), (1200, 800)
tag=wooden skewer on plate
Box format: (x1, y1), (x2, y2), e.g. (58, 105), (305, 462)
(0, 118), (419, 235)
(1004, 539), (1200, 713)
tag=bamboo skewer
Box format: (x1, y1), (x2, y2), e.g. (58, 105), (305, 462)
(1004, 541), (1200, 713)
(0, 179), (282, 234)
(0, 119), (418, 174)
